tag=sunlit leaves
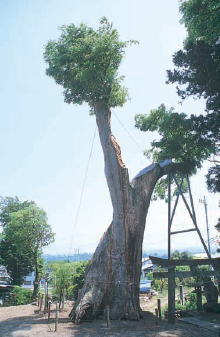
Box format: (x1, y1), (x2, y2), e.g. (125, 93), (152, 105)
(44, 17), (137, 110)
(135, 104), (215, 172)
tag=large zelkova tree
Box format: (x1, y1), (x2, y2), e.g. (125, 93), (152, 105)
(44, 18), (184, 322)
(0, 198), (55, 298)
(165, 0), (220, 192)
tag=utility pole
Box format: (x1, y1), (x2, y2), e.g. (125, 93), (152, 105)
(199, 196), (211, 256)
(74, 248), (80, 261)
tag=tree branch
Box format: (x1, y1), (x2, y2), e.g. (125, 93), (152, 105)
(131, 160), (185, 200)
(208, 159), (220, 164)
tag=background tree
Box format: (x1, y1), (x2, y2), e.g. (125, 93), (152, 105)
(51, 261), (88, 305)
(0, 231), (33, 285)
(0, 196), (34, 227)
(71, 261), (88, 300)
(135, 104), (217, 199)
(206, 166), (220, 193)
(166, 0), (220, 191)
(52, 263), (74, 308)
(44, 18), (181, 322)
(171, 250), (192, 260)
(152, 277), (168, 294)
(135, 104), (215, 170)
(0, 198), (55, 297)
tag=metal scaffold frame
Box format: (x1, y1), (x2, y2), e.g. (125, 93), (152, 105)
(151, 173), (220, 323)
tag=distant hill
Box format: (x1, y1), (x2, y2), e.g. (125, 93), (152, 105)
(142, 247), (209, 259)
(43, 252), (93, 262)
(43, 247), (212, 262)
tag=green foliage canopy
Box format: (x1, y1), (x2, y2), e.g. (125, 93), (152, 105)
(136, 1), (220, 196)
(180, 0), (220, 45)
(135, 104), (215, 173)
(135, 103), (218, 200)
(166, 0), (220, 167)
(206, 165), (220, 193)
(44, 17), (137, 111)
(167, 40), (220, 115)
(167, 0), (220, 194)
(0, 197), (34, 227)
(168, 0), (220, 114)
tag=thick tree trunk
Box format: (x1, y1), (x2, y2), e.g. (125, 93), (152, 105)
(70, 102), (169, 322)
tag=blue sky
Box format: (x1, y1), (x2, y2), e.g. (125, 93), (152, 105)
(0, 0), (219, 255)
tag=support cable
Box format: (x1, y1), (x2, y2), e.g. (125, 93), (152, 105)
(67, 126), (97, 260)
(112, 111), (144, 154)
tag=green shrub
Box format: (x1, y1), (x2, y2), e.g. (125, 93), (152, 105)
(72, 262), (88, 300)
(184, 292), (197, 310)
(162, 291), (197, 315)
(50, 261), (88, 301)
(5, 286), (32, 306)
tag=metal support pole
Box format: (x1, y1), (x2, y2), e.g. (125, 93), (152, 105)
(186, 176), (212, 261)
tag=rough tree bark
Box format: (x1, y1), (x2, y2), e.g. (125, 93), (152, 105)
(70, 102), (172, 322)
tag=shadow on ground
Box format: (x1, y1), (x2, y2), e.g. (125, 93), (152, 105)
(0, 311), (68, 337)
(0, 310), (215, 337)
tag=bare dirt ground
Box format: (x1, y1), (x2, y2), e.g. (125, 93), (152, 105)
(0, 299), (218, 337)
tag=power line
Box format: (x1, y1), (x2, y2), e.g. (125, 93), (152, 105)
(112, 111), (144, 154)
(67, 126), (97, 259)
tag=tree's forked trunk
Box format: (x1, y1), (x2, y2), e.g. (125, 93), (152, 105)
(70, 102), (170, 322)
